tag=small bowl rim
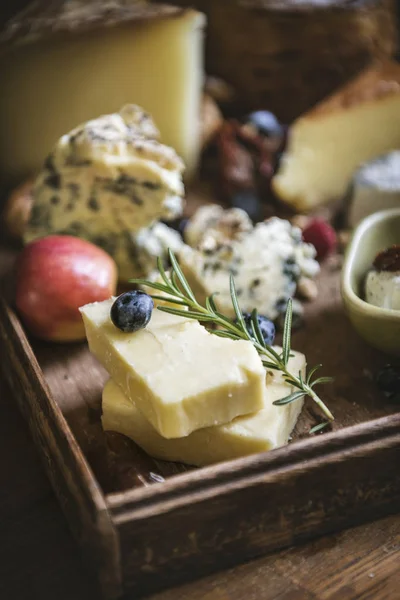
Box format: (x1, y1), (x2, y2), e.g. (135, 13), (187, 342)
(341, 207), (400, 322)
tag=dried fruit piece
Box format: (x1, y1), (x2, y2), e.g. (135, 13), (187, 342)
(373, 245), (400, 272)
(200, 94), (223, 150)
(302, 218), (337, 261)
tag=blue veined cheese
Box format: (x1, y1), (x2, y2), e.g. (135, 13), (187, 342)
(184, 203), (253, 247)
(121, 222), (184, 281)
(347, 152), (400, 227)
(24, 105), (185, 281)
(179, 208), (320, 320)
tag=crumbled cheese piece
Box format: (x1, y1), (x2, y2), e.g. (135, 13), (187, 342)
(179, 215), (320, 320)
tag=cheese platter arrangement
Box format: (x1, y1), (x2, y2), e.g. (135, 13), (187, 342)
(1, 1), (400, 599)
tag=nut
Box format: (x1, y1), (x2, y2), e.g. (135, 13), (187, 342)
(200, 94), (223, 150)
(297, 277), (319, 301)
(2, 179), (34, 240)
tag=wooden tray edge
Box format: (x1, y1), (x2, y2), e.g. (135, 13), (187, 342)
(2, 295), (400, 598)
(106, 410), (400, 513)
(112, 429), (400, 597)
(0, 297), (122, 600)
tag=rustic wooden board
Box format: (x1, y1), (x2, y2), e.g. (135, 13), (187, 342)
(1, 233), (400, 598)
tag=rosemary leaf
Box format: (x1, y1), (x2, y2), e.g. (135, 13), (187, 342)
(250, 309), (267, 349)
(229, 275), (252, 342)
(150, 295), (189, 306)
(168, 249), (196, 302)
(282, 298), (292, 366)
(262, 361), (280, 370)
(156, 256), (171, 288)
(310, 376), (335, 388)
(306, 364), (322, 385)
(273, 391), (306, 406)
(206, 293), (219, 314)
(283, 377), (304, 390)
(212, 330), (239, 339)
(157, 306), (215, 322)
(130, 279), (175, 294)
(309, 421), (330, 434)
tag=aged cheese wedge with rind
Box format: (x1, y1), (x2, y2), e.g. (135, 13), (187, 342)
(80, 298), (265, 439)
(102, 350), (306, 466)
(272, 61), (400, 211)
(0, 4), (205, 185)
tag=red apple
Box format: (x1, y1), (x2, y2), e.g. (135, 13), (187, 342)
(15, 235), (117, 342)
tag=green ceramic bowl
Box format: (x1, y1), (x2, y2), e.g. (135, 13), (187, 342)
(341, 208), (400, 357)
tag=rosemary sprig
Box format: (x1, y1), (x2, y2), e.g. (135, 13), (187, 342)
(131, 250), (334, 425)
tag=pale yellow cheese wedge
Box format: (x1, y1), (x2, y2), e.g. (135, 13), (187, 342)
(80, 298), (265, 439)
(0, 6), (205, 184)
(272, 61), (400, 210)
(102, 350), (306, 466)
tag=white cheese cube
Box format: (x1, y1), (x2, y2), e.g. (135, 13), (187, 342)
(80, 298), (266, 439)
(102, 349), (306, 466)
(347, 152), (400, 227)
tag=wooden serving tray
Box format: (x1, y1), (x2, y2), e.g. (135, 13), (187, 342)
(1, 238), (400, 600)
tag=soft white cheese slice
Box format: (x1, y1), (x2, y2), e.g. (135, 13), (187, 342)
(365, 270), (400, 311)
(80, 298), (266, 439)
(347, 152), (400, 227)
(102, 349), (306, 466)
(0, 7), (205, 184)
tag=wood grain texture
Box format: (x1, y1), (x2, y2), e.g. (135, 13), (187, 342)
(0, 297), (122, 599)
(1, 239), (400, 597)
(2, 371), (400, 600)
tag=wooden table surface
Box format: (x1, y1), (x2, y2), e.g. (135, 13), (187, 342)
(1, 372), (399, 600)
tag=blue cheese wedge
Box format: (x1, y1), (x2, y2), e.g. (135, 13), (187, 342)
(80, 297), (266, 439)
(118, 222), (184, 281)
(180, 208), (319, 320)
(102, 349), (306, 466)
(347, 152), (400, 227)
(24, 105), (185, 281)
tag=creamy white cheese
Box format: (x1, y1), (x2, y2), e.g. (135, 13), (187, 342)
(365, 270), (400, 310)
(348, 152), (400, 227)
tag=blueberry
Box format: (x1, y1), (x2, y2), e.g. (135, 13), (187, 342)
(244, 111), (283, 138)
(111, 291), (154, 333)
(376, 365), (400, 394)
(230, 189), (262, 222)
(161, 218), (188, 238)
(240, 312), (275, 346)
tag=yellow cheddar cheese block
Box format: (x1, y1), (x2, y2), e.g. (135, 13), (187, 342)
(0, 3), (205, 185)
(102, 349), (306, 466)
(80, 298), (265, 439)
(272, 61), (400, 211)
